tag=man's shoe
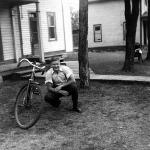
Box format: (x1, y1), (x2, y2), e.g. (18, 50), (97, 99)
(72, 107), (82, 113)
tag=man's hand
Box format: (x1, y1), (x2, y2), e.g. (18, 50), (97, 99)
(58, 90), (69, 96)
(54, 85), (63, 92)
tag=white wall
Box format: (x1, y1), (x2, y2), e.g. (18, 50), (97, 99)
(136, 15), (140, 43)
(0, 7), (15, 61)
(20, 4), (35, 56)
(141, 0), (148, 15)
(12, 7), (22, 61)
(21, 0), (73, 55)
(88, 0), (141, 48)
(39, 0), (65, 53)
(61, 0), (73, 52)
(88, 0), (125, 48)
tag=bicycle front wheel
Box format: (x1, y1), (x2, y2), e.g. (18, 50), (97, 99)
(15, 83), (44, 129)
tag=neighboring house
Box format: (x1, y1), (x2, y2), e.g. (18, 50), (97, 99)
(0, 0), (73, 64)
(141, 0), (148, 46)
(88, 0), (148, 50)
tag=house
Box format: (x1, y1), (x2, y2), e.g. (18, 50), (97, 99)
(0, 0), (73, 65)
(141, 0), (148, 46)
(88, 0), (148, 51)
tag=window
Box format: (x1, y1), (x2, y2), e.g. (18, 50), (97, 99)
(123, 22), (126, 41)
(93, 24), (102, 42)
(47, 12), (57, 40)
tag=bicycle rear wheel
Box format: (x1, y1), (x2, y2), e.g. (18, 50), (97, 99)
(15, 83), (44, 129)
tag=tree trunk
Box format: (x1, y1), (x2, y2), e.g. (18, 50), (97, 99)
(78, 0), (90, 88)
(146, 0), (150, 60)
(123, 0), (140, 72)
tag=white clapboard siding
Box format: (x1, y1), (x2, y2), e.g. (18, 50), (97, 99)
(61, 0), (73, 52)
(21, 1), (65, 55)
(39, 0), (65, 52)
(0, 7), (14, 61)
(20, 3), (36, 55)
(21, 0), (73, 55)
(88, 0), (140, 48)
(13, 7), (22, 60)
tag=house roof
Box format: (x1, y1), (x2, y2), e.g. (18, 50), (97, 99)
(0, 0), (38, 7)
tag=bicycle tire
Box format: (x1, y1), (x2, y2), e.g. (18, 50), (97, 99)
(15, 83), (44, 129)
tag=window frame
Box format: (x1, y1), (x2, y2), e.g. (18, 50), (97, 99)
(93, 24), (102, 42)
(123, 22), (126, 41)
(47, 12), (57, 41)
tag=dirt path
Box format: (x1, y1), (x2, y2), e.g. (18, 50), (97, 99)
(0, 81), (150, 150)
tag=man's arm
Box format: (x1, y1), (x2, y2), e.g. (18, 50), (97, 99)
(62, 74), (76, 87)
(55, 74), (76, 91)
(46, 82), (69, 96)
(46, 82), (56, 93)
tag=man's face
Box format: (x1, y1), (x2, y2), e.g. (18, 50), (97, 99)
(51, 60), (60, 72)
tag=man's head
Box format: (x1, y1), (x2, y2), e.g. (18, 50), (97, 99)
(49, 57), (60, 72)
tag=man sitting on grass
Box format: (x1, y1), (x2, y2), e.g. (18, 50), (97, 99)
(44, 57), (81, 113)
(134, 42), (143, 63)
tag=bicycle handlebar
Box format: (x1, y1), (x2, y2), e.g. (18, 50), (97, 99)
(17, 58), (45, 71)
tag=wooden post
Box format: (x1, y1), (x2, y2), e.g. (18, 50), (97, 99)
(11, 7), (19, 62)
(17, 5), (24, 57)
(78, 0), (90, 88)
(36, 2), (44, 62)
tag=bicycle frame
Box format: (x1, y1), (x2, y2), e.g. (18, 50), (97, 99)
(26, 64), (36, 104)
(17, 58), (45, 106)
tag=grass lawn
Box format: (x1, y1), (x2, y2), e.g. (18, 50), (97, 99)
(65, 50), (150, 76)
(0, 80), (150, 149)
(1, 49), (150, 149)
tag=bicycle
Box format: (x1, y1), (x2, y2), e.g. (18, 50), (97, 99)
(14, 57), (46, 129)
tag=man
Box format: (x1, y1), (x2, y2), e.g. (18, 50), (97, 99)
(134, 42), (143, 63)
(44, 57), (81, 113)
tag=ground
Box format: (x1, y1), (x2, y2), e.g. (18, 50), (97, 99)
(0, 80), (150, 150)
(66, 50), (150, 76)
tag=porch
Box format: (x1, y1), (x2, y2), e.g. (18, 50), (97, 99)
(0, 0), (44, 65)
(0, 52), (68, 82)
(0, 0), (38, 6)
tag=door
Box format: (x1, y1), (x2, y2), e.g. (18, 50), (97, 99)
(143, 20), (148, 46)
(29, 12), (39, 56)
(0, 27), (3, 62)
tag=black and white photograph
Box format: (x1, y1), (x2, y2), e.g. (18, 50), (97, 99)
(0, 0), (150, 149)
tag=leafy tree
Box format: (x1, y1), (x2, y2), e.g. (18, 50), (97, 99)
(78, 0), (90, 88)
(123, 0), (140, 72)
(70, 8), (79, 31)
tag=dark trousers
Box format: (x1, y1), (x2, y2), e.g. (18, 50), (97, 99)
(44, 83), (78, 108)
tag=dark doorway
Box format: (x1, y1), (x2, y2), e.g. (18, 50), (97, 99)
(0, 27), (3, 62)
(143, 20), (148, 45)
(29, 12), (39, 56)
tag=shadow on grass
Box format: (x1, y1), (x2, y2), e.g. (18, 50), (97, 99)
(0, 80), (150, 149)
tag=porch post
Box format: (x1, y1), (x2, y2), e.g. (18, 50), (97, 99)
(35, 2), (44, 62)
(17, 5), (24, 57)
(11, 8), (19, 62)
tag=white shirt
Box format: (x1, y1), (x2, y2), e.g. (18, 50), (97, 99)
(135, 48), (142, 54)
(45, 65), (74, 86)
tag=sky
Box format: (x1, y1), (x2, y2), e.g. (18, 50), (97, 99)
(67, 0), (79, 10)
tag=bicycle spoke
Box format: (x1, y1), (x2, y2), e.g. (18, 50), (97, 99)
(15, 84), (43, 129)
